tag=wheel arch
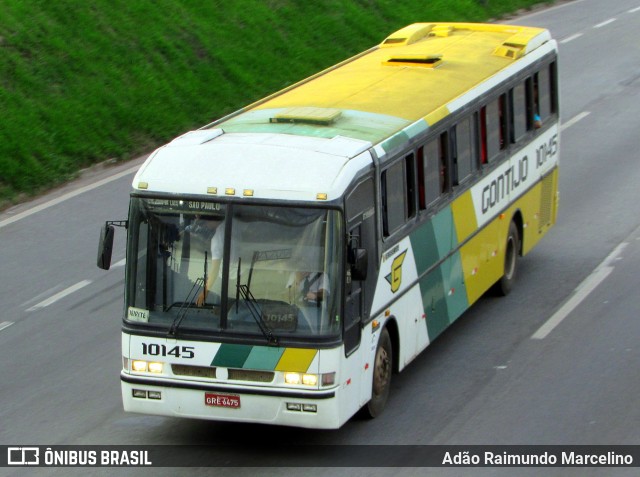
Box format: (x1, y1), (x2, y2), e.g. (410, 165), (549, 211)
(510, 209), (524, 256)
(383, 317), (400, 374)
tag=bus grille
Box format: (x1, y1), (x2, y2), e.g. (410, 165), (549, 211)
(227, 369), (275, 383)
(171, 364), (275, 383)
(172, 364), (215, 378)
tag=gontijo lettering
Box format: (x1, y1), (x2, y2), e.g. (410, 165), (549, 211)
(481, 156), (529, 214)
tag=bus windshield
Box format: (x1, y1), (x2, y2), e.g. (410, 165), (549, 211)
(125, 197), (342, 341)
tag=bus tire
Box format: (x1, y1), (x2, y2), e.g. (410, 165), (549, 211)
(494, 220), (519, 296)
(363, 327), (392, 418)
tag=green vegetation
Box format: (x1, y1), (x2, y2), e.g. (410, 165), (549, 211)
(0, 0), (554, 208)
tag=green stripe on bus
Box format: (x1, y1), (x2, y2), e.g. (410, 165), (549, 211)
(444, 251), (469, 322)
(381, 131), (410, 154)
(418, 263), (449, 341)
(211, 344), (253, 368)
(243, 346), (286, 370)
(410, 206), (454, 275)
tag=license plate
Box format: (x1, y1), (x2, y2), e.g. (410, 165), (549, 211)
(205, 393), (241, 409)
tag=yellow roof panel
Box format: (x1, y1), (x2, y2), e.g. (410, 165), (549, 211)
(253, 23), (550, 122)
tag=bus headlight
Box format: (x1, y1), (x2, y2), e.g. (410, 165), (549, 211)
(132, 360), (148, 372)
(131, 360), (163, 374)
(302, 374), (318, 386)
(284, 372), (302, 385)
(148, 362), (163, 373)
(284, 372), (320, 386)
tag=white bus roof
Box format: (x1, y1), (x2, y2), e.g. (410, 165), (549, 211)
(134, 131), (373, 201)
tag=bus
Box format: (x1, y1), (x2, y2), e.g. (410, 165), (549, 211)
(98, 22), (559, 429)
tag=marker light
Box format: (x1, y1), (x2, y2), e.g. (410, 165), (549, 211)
(225, 188), (236, 196)
(321, 372), (336, 386)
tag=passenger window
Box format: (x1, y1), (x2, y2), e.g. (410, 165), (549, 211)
(511, 82), (527, 142)
(405, 153), (416, 220)
(453, 116), (478, 185)
(422, 132), (448, 207)
(486, 95), (506, 162)
(417, 146), (426, 210)
(480, 106), (488, 165)
(549, 61), (558, 115)
(381, 161), (406, 237)
(536, 66), (552, 123)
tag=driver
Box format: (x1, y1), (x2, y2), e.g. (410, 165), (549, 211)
(286, 271), (329, 305)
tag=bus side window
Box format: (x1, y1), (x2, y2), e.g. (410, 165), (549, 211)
(381, 160), (406, 237)
(537, 65), (553, 123)
(452, 115), (478, 186)
(381, 154), (416, 237)
(550, 61), (558, 115)
(486, 94), (506, 163)
(423, 132), (448, 207)
(510, 81), (527, 142)
(479, 107), (488, 165)
(417, 146), (426, 211)
(405, 153), (416, 220)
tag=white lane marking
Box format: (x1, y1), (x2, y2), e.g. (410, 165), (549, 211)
(20, 284), (66, 309)
(0, 322), (14, 332)
(504, 0), (587, 22)
(112, 258), (127, 268)
(561, 111), (590, 132)
(26, 280), (93, 312)
(0, 164), (140, 230)
(560, 33), (583, 44)
(594, 18), (616, 28)
(532, 243), (628, 340)
(629, 6), (640, 13)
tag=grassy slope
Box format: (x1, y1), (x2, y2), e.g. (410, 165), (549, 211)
(0, 0), (552, 208)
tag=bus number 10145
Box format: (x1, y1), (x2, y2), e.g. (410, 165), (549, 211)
(141, 343), (195, 359)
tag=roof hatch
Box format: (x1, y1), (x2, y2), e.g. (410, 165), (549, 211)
(383, 53), (443, 68)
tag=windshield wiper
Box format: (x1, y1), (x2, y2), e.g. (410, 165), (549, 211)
(236, 255), (278, 346)
(168, 251), (207, 337)
(168, 277), (204, 337)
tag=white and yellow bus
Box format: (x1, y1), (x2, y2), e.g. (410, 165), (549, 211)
(98, 22), (559, 429)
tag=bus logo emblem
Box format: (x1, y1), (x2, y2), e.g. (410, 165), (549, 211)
(385, 250), (407, 293)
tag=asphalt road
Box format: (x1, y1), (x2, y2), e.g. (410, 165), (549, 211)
(1, 1), (640, 476)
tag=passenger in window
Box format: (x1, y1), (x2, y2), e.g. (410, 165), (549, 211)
(533, 84), (542, 129)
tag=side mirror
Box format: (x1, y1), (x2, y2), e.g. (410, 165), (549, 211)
(97, 224), (115, 270)
(349, 248), (368, 281)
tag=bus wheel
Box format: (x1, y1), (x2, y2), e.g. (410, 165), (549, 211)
(495, 221), (519, 296)
(364, 327), (392, 418)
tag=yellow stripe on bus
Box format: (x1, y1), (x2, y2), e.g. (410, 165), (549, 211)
(275, 348), (318, 373)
